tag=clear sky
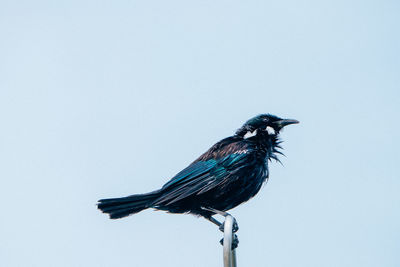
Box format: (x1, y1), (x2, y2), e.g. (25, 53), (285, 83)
(1, 0), (399, 266)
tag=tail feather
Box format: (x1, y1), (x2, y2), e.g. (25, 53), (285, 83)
(97, 190), (161, 219)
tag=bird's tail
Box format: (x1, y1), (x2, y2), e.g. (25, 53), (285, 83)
(97, 190), (161, 219)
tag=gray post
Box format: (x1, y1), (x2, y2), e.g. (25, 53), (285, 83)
(223, 215), (237, 267)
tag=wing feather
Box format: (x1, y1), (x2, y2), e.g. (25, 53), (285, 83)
(155, 150), (252, 206)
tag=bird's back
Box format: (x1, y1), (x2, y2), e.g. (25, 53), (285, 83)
(152, 136), (269, 216)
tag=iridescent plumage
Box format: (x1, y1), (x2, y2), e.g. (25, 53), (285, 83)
(97, 114), (298, 221)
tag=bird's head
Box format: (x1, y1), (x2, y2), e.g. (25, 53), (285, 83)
(235, 114), (299, 140)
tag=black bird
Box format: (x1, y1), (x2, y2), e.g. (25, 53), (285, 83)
(97, 114), (298, 228)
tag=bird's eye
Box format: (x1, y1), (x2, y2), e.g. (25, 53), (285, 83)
(265, 126), (275, 135)
(243, 129), (258, 139)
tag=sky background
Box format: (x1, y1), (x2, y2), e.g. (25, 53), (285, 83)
(1, 0), (399, 266)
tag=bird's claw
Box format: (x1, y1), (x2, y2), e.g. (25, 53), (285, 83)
(220, 234), (239, 250)
(218, 219), (239, 233)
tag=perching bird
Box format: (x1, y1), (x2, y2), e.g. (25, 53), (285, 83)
(97, 114), (298, 228)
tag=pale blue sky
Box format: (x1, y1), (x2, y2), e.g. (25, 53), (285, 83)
(1, 0), (399, 266)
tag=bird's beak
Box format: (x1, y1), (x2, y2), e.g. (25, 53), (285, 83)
(273, 119), (299, 128)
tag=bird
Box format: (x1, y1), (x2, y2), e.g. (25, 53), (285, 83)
(97, 114), (298, 229)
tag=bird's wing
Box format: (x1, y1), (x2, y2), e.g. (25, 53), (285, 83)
(160, 136), (241, 190)
(155, 148), (252, 206)
(161, 160), (218, 189)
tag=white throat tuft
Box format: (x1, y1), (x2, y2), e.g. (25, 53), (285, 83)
(266, 126), (276, 135)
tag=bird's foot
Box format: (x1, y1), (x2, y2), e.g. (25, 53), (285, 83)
(202, 207), (239, 232)
(218, 218), (239, 233)
(220, 234), (239, 250)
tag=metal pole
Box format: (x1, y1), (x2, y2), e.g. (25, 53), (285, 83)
(223, 215), (237, 267)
